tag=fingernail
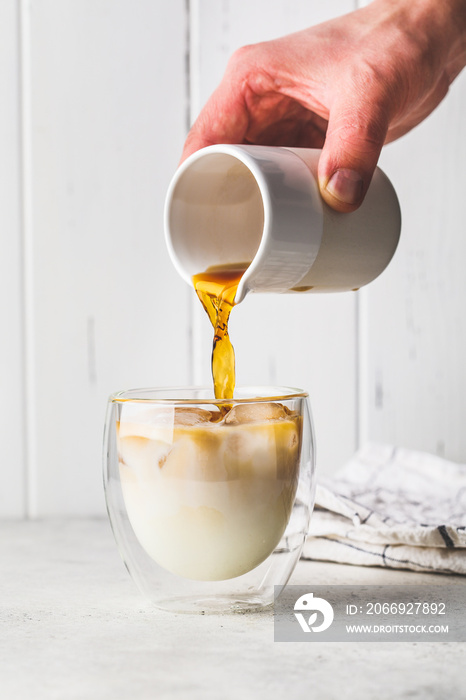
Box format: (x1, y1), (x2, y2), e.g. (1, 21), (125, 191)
(326, 169), (363, 205)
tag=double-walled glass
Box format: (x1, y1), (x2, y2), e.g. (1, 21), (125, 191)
(103, 386), (316, 613)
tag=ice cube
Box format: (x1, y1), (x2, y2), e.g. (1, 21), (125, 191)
(118, 435), (171, 475)
(174, 407), (214, 426)
(224, 401), (288, 425)
(118, 407), (175, 440)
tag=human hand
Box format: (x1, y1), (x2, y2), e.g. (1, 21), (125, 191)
(181, 0), (466, 212)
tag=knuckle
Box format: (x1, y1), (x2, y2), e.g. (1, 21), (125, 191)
(226, 41), (276, 79)
(227, 43), (261, 73)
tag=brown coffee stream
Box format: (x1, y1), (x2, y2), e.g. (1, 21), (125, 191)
(192, 263), (248, 400)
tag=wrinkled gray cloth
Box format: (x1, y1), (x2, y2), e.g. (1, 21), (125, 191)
(303, 443), (466, 575)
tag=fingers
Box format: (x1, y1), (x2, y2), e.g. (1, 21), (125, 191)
(318, 88), (390, 213)
(180, 86), (249, 163)
(180, 48), (256, 164)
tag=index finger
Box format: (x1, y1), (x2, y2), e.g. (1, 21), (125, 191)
(180, 84), (249, 163)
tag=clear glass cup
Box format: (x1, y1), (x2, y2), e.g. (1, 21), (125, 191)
(103, 386), (316, 614)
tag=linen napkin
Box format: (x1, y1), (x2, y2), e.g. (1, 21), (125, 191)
(303, 443), (466, 575)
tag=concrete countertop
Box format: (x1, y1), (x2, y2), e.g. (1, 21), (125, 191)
(1, 519), (464, 699)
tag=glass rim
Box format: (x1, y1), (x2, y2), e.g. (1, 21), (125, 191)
(109, 385), (308, 405)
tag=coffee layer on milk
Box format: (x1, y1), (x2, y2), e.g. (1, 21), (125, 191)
(117, 401), (302, 581)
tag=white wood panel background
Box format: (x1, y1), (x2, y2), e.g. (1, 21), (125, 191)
(363, 73), (466, 461)
(0, 0), (465, 517)
(18, 0), (189, 516)
(0, 0), (25, 516)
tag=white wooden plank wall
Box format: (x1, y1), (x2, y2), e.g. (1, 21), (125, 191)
(362, 71), (466, 462)
(0, 0), (25, 516)
(14, 1), (189, 516)
(0, 0), (465, 517)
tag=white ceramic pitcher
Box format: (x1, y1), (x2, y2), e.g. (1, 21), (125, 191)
(164, 144), (401, 303)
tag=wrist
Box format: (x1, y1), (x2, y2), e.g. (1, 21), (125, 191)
(371, 0), (466, 77)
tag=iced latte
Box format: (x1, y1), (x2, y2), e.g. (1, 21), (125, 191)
(116, 264), (305, 582)
(118, 399), (302, 581)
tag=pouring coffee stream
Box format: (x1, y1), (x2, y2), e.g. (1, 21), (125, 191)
(192, 263), (248, 401)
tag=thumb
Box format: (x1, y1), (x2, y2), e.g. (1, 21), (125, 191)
(318, 97), (389, 213)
